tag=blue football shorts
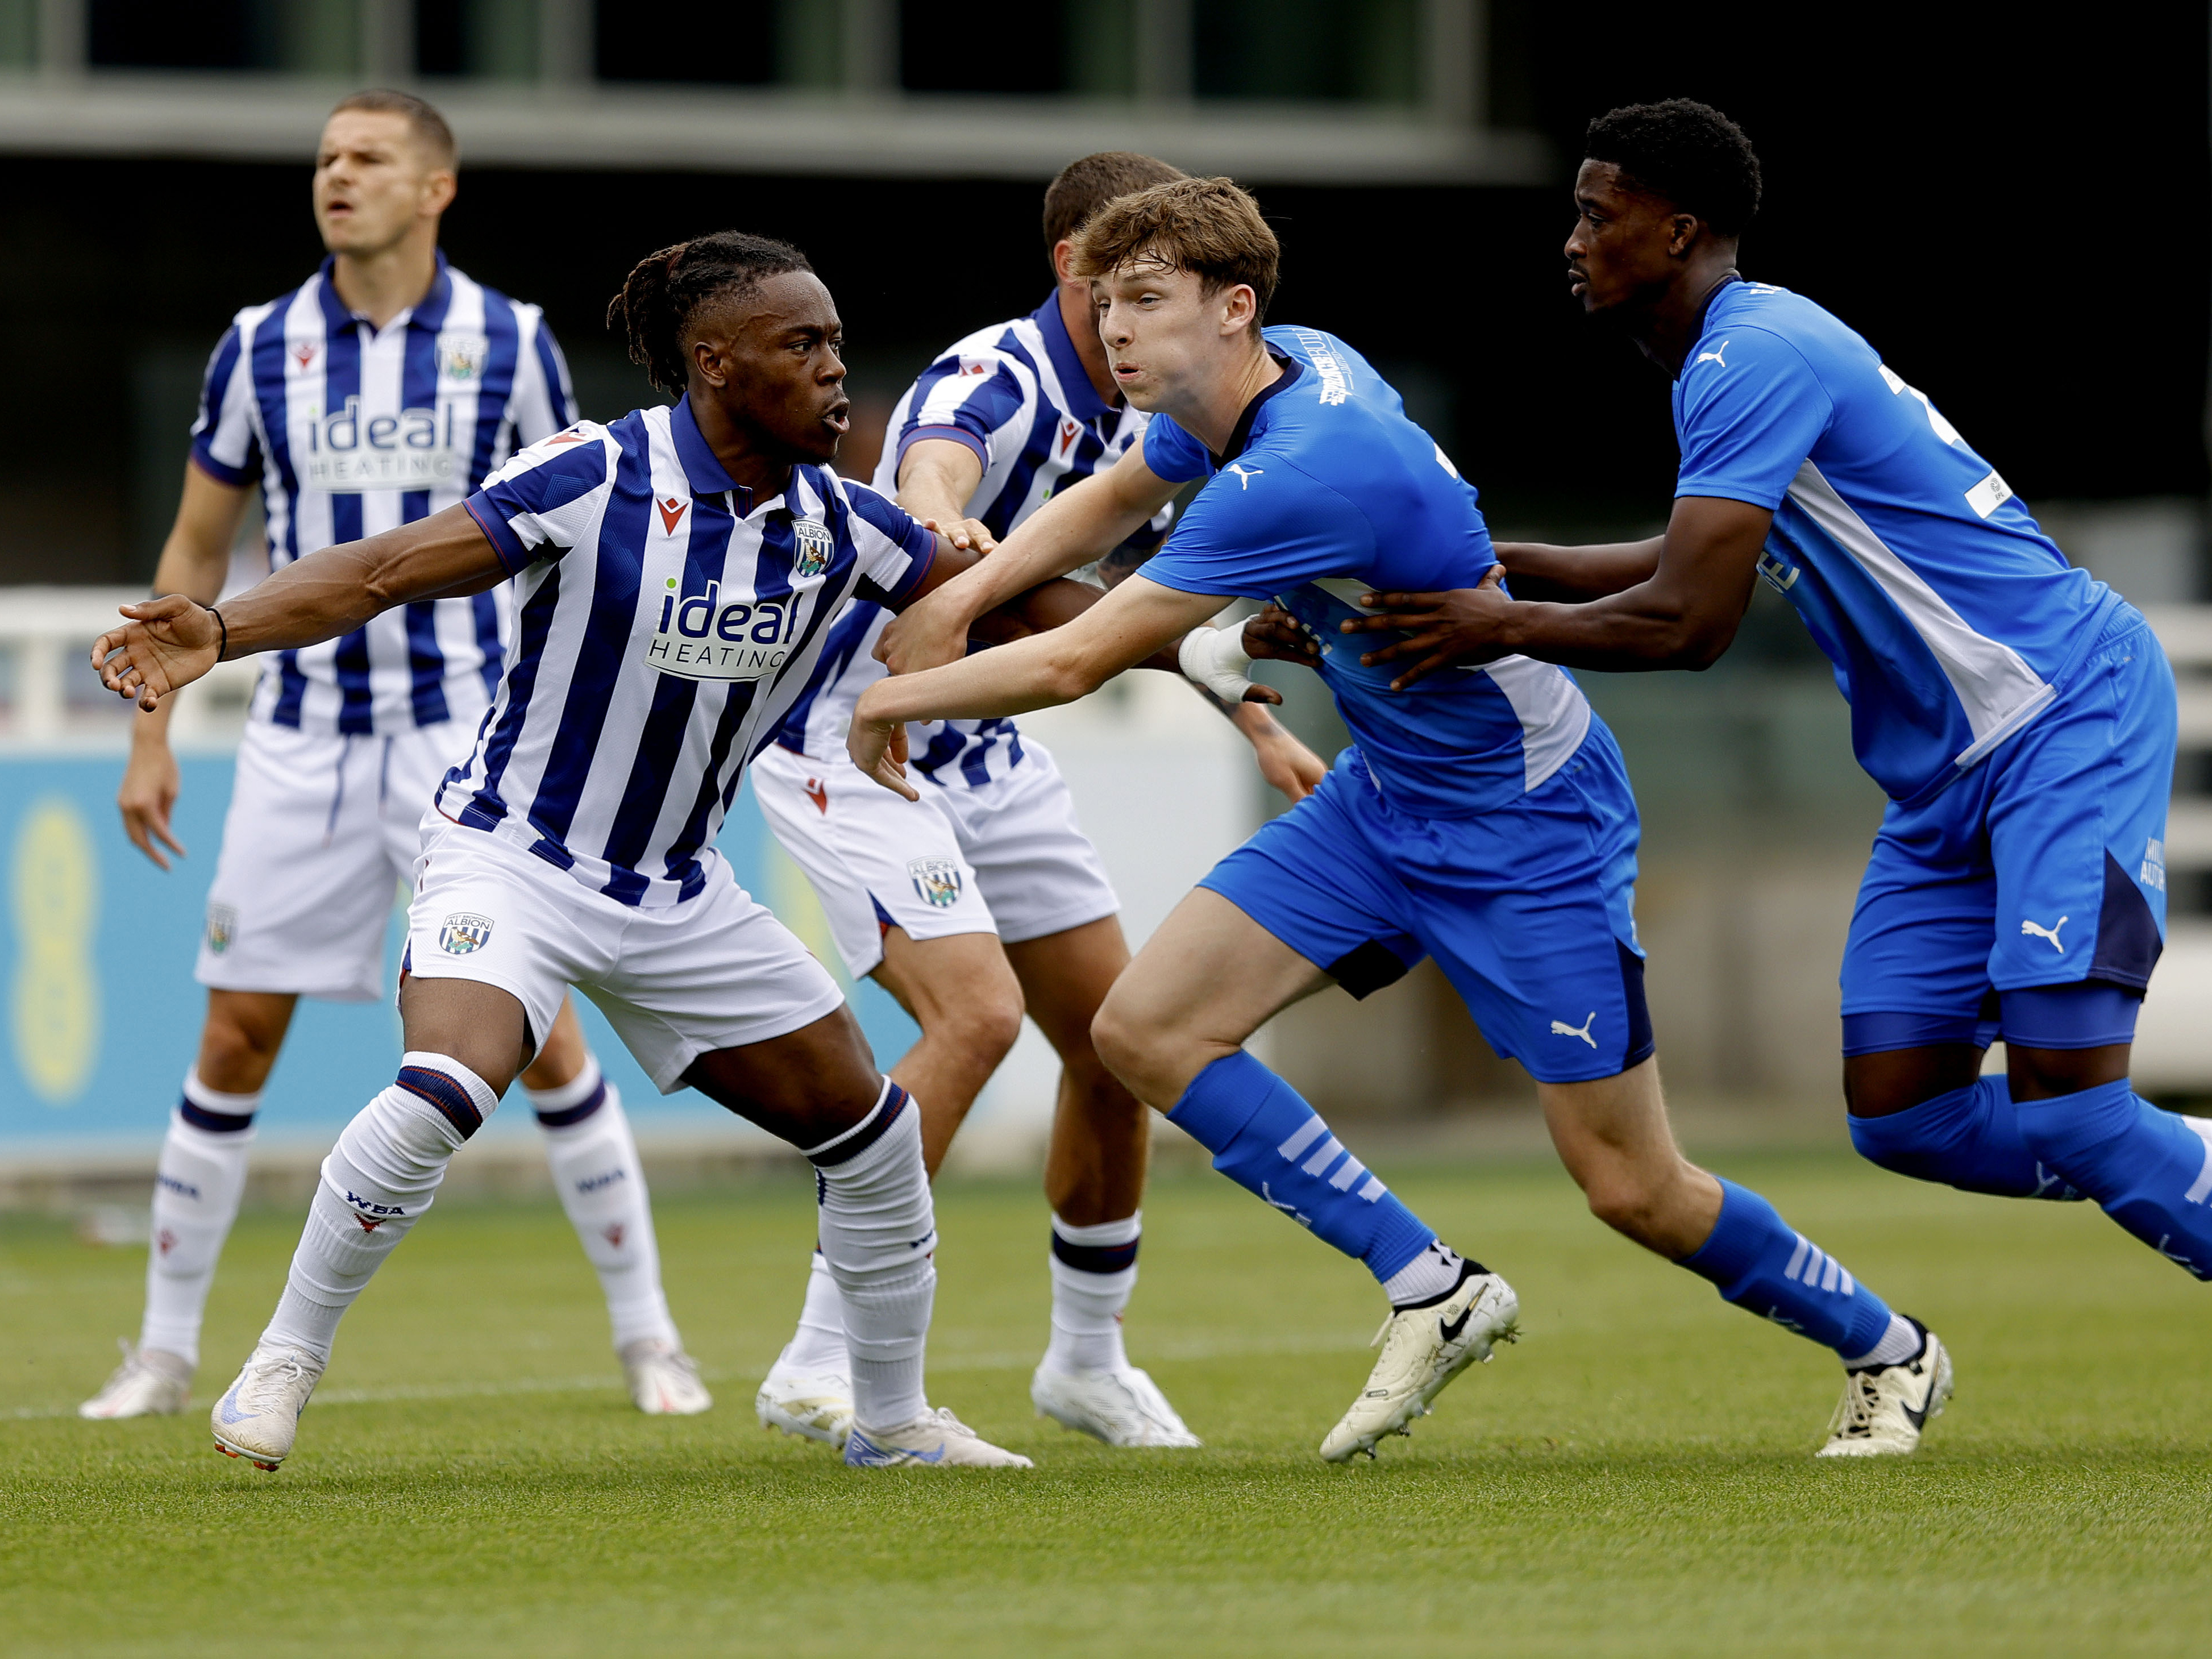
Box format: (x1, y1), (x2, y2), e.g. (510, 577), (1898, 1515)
(1198, 727), (1653, 1085)
(1841, 618), (2174, 1053)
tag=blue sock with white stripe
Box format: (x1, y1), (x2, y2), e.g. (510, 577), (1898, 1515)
(1166, 1051), (1445, 1298)
(1849, 1078), (2084, 1201)
(1677, 1179), (1899, 1362)
(2013, 1080), (2212, 1280)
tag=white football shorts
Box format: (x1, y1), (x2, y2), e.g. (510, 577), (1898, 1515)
(401, 822), (845, 1092)
(750, 737), (1119, 980)
(196, 717), (475, 1000)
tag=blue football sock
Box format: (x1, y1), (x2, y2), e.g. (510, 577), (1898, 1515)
(2013, 1081), (2212, 1280)
(1676, 1179), (1896, 1359)
(1166, 1050), (1438, 1288)
(1849, 1078), (2084, 1201)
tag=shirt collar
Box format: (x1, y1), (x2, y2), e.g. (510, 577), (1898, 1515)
(1030, 290), (1116, 425)
(1211, 352), (1302, 468)
(670, 396), (760, 513)
(314, 250), (452, 334)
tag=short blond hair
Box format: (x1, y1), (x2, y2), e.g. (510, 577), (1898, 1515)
(1069, 176), (1279, 322)
(330, 89), (457, 168)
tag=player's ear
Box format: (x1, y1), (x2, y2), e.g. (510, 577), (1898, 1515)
(422, 168), (458, 218)
(1053, 238), (1079, 285)
(1668, 213), (1700, 259)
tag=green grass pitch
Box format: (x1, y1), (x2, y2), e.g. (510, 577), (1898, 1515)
(3, 1147), (2209, 1656)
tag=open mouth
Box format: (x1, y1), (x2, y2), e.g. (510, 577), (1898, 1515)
(822, 404), (850, 433)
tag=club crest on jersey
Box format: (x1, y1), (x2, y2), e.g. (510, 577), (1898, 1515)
(205, 903), (238, 955)
(438, 912), (494, 955)
(436, 333), (489, 383)
(646, 578), (803, 682)
(908, 857), (962, 908)
(792, 517), (834, 578)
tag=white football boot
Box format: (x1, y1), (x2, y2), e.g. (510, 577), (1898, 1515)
(1320, 1266), (1519, 1463)
(209, 1343), (325, 1471)
(620, 1338), (713, 1416)
(843, 1406), (1034, 1468)
(78, 1341), (192, 1419)
(755, 1346), (854, 1448)
(1818, 1320), (1952, 1457)
(1032, 1363), (1202, 1448)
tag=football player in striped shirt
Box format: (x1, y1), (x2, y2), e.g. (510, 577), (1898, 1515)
(78, 91), (708, 1427)
(91, 231), (1233, 1470)
(751, 152), (1326, 1451)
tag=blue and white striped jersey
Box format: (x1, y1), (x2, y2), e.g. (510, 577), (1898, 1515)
(446, 398), (938, 908)
(192, 252), (576, 737)
(1674, 280), (2134, 803)
(772, 292), (1165, 789)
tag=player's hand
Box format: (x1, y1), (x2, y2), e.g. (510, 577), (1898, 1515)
(1241, 602), (1321, 669)
(846, 699), (919, 801)
(92, 597), (222, 712)
(1343, 569), (1514, 689)
(1245, 718), (1328, 804)
(118, 738), (186, 871)
(875, 585), (979, 677)
(919, 515), (997, 556)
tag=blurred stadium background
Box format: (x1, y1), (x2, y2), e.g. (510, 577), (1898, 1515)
(1, 1), (2207, 1198)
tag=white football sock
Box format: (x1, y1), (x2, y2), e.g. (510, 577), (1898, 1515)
(807, 1080), (935, 1432)
(1843, 1312), (1923, 1370)
(529, 1062), (679, 1353)
(139, 1071), (260, 1369)
(261, 1053), (496, 1363)
(1042, 1211), (1139, 1374)
(781, 1249), (849, 1374)
(1381, 1240), (1465, 1307)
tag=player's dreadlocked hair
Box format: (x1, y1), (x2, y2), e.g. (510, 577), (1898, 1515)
(1585, 100), (1762, 238)
(606, 231), (814, 397)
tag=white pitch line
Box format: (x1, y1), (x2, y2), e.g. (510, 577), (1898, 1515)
(10, 1330), (1370, 1421)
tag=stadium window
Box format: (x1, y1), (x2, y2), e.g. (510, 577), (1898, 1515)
(88, 0), (261, 68)
(417, 0), (539, 81)
(900, 0), (1066, 95)
(1192, 0), (1419, 105)
(593, 0), (780, 85)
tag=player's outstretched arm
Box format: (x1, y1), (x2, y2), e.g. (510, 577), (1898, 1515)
(876, 444), (1179, 676)
(1341, 496), (1774, 689)
(849, 575), (1235, 799)
(92, 504), (510, 712)
(1489, 535), (1666, 601)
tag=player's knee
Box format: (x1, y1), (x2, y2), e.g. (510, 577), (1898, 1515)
(934, 982), (1024, 1068)
(1582, 1174), (1666, 1245)
(1087, 993), (1154, 1092)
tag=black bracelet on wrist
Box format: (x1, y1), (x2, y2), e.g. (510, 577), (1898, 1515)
(207, 605), (228, 663)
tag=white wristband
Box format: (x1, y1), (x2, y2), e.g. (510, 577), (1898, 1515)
(1177, 620), (1257, 703)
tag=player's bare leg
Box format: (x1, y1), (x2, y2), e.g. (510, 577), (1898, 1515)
(519, 998), (708, 1415)
(1003, 916), (1196, 1446)
(1094, 891), (1517, 1461)
(872, 928), (1026, 1172)
(756, 928), (1019, 1444)
(81, 991), (295, 1420)
(1549, 1057), (1949, 1456)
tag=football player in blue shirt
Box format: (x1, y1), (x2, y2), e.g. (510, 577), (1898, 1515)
(854, 176), (1943, 1461)
(1339, 100), (2201, 1390)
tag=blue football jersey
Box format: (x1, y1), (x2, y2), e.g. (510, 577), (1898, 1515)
(1141, 326), (1593, 818)
(1674, 280), (2132, 803)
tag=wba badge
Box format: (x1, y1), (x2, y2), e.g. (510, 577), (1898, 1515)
(439, 912), (494, 955)
(435, 332), (489, 383)
(205, 903), (238, 955)
(793, 517), (834, 579)
(907, 858), (962, 908)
